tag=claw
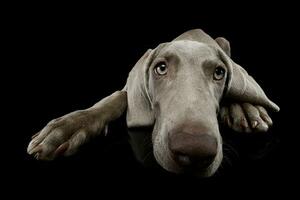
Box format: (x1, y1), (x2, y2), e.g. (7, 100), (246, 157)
(28, 144), (43, 155)
(226, 116), (232, 127)
(241, 118), (248, 128)
(261, 113), (273, 126)
(241, 118), (251, 133)
(27, 138), (41, 153)
(256, 106), (273, 126)
(34, 153), (40, 160)
(257, 122), (269, 132)
(251, 121), (258, 129)
(31, 131), (41, 139)
(54, 142), (69, 157)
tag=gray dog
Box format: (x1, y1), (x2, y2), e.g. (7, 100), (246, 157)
(27, 29), (279, 177)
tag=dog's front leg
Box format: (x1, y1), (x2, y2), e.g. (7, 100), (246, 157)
(219, 103), (273, 133)
(27, 91), (127, 160)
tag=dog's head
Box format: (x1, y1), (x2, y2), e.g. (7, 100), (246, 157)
(125, 29), (279, 177)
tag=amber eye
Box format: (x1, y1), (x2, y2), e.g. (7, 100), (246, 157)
(214, 66), (226, 80)
(154, 62), (168, 75)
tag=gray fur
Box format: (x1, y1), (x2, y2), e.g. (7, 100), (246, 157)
(27, 29), (279, 177)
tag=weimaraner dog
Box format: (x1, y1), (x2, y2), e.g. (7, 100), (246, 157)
(27, 29), (279, 177)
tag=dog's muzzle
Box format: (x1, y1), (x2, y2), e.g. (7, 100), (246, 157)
(169, 131), (218, 169)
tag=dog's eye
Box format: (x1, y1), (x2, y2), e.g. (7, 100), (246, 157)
(154, 62), (168, 76)
(213, 66), (226, 80)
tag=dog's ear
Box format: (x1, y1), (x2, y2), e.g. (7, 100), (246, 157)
(215, 37), (231, 57)
(124, 49), (155, 127)
(175, 29), (279, 112)
(219, 50), (280, 112)
(215, 36), (279, 112)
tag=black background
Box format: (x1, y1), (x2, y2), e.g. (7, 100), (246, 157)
(4, 2), (299, 198)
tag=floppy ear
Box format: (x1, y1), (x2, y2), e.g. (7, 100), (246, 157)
(215, 37), (231, 57)
(124, 49), (155, 127)
(218, 50), (280, 112)
(174, 29), (279, 112)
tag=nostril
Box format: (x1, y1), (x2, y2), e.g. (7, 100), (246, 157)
(194, 154), (215, 168)
(176, 154), (192, 166)
(174, 152), (215, 168)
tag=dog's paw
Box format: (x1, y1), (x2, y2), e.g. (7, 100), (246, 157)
(27, 109), (105, 160)
(220, 103), (273, 133)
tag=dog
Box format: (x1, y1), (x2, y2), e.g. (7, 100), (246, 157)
(27, 29), (279, 177)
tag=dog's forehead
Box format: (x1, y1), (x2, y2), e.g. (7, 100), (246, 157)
(157, 40), (217, 59)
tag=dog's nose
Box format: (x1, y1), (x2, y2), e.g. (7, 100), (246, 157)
(169, 132), (217, 168)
